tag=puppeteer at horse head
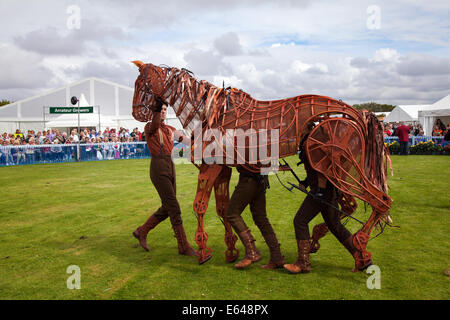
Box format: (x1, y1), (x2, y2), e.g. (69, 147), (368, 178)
(133, 98), (198, 260)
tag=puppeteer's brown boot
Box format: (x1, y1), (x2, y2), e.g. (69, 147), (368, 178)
(132, 214), (161, 251)
(172, 224), (198, 257)
(261, 233), (285, 269)
(283, 240), (311, 274)
(234, 229), (262, 269)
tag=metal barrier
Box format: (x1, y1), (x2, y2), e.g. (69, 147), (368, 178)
(0, 144), (78, 166)
(0, 142), (155, 167)
(78, 142), (150, 162)
(384, 136), (444, 145)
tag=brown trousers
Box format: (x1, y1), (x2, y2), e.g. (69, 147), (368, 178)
(225, 175), (275, 237)
(150, 155), (183, 226)
(294, 186), (351, 243)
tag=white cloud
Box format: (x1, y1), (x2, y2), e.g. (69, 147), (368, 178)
(372, 48), (400, 63)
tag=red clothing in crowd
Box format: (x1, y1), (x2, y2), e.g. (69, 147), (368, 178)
(396, 125), (410, 142)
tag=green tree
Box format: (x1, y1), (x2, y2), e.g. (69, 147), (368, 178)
(352, 102), (396, 112)
(0, 99), (12, 107)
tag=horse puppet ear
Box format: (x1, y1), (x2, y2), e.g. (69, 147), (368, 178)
(131, 60), (145, 69)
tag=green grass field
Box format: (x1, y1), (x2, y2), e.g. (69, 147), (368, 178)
(0, 156), (449, 300)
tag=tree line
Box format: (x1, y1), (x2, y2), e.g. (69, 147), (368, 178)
(0, 99), (12, 107)
(352, 102), (396, 112)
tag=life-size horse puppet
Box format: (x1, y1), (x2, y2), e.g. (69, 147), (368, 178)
(131, 60), (392, 271)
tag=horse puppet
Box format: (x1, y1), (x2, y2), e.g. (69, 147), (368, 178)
(131, 60), (392, 271)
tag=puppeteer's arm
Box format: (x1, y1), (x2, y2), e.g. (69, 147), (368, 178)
(144, 101), (164, 136)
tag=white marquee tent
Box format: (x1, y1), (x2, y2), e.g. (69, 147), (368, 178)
(384, 104), (432, 123)
(0, 77), (183, 134)
(418, 94), (450, 136)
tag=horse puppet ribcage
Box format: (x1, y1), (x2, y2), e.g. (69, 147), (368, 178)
(131, 61), (392, 269)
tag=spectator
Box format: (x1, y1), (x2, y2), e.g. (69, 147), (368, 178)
(435, 119), (446, 132)
(84, 138), (95, 160)
(396, 122), (410, 155)
(42, 139), (52, 162)
(111, 137), (121, 159)
(102, 137), (113, 159)
(14, 129), (23, 140)
(40, 131), (47, 143)
(121, 137), (131, 158)
(80, 131), (86, 143)
(11, 140), (25, 164)
(0, 140), (12, 165)
(36, 131), (43, 144)
(432, 125), (443, 136)
(55, 129), (66, 144)
(25, 138), (36, 163)
(48, 129), (56, 142)
(51, 139), (63, 162)
(130, 128), (137, 140)
(70, 129), (79, 142)
(413, 124), (420, 136)
(443, 124), (450, 147)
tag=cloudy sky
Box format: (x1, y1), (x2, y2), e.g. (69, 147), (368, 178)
(1, 0), (449, 105)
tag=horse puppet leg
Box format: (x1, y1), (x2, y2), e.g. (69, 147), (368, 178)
(351, 209), (390, 272)
(213, 166), (239, 263)
(193, 163), (223, 264)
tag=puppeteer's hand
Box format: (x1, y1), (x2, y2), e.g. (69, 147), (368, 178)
(174, 130), (189, 143)
(154, 97), (164, 112)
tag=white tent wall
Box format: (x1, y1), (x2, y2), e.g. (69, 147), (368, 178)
(116, 119), (145, 131)
(93, 80), (116, 116)
(0, 121), (46, 133)
(418, 94), (450, 135)
(384, 105), (431, 123)
(420, 116), (434, 136)
(384, 107), (413, 123)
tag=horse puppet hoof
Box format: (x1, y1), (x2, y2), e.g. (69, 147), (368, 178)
(198, 253), (213, 265)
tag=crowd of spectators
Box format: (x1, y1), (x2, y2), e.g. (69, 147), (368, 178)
(383, 119), (450, 155)
(383, 122), (425, 137)
(0, 127), (147, 166)
(1, 127), (145, 146)
(383, 118), (450, 138)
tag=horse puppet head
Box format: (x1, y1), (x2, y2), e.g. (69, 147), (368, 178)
(131, 60), (169, 122)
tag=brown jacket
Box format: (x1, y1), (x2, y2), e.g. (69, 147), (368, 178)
(144, 112), (177, 156)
